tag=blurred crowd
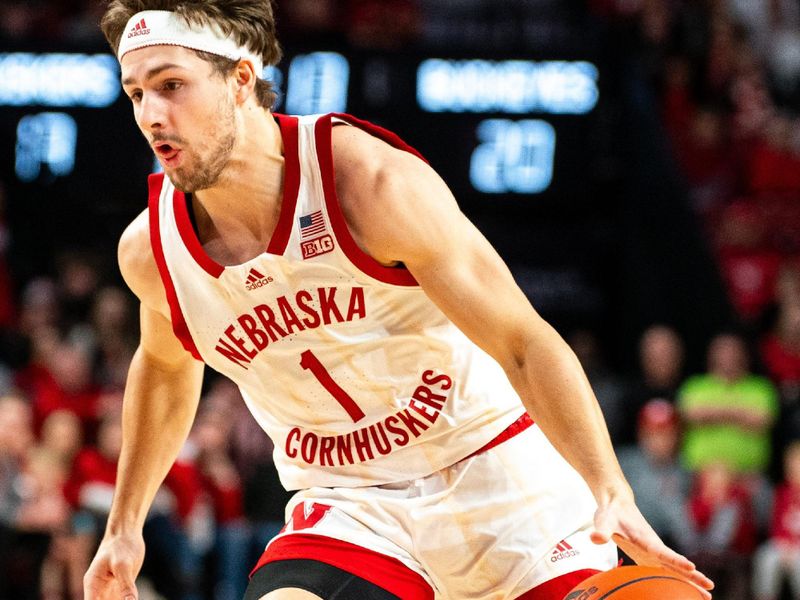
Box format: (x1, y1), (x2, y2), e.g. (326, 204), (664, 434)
(593, 0), (800, 333)
(0, 236), (292, 598)
(1, 0), (800, 599)
(587, 2), (800, 599)
(0, 0), (419, 50)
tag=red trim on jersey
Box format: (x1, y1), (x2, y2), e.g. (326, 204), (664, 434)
(170, 114), (301, 275)
(466, 412), (534, 460)
(173, 189), (225, 278)
(314, 114), (419, 287)
(330, 113), (428, 164)
(516, 569), (601, 599)
(252, 533), (435, 599)
(268, 114), (301, 255)
(147, 173), (203, 361)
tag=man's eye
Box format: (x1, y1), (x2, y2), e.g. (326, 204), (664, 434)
(163, 81), (182, 91)
(129, 91), (142, 102)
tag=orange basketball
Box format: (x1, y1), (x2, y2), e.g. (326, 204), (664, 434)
(562, 566), (705, 599)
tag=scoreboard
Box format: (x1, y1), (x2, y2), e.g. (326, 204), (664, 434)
(0, 43), (621, 324)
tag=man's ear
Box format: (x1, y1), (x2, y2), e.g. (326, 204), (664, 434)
(234, 59), (258, 105)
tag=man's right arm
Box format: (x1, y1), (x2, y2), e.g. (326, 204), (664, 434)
(84, 210), (204, 600)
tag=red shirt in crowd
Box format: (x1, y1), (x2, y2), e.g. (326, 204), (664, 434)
(202, 474), (244, 525)
(748, 142), (800, 195)
(15, 364), (100, 436)
(761, 334), (800, 388)
(65, 447), (206, 522)
(770, 483), (800, 546)
(688, 481), (757, 554)
(717, 248), (782, 321)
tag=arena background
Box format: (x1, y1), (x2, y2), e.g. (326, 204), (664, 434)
(0, 1), (736, 370)
(1, 1), (799, 599)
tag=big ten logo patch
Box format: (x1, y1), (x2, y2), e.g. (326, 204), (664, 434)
(302, 234), (335, 259)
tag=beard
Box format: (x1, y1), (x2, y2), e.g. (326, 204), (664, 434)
(169, 93), (236, 193)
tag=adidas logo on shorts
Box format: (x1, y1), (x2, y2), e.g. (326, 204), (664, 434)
(550, 539), (580, 562)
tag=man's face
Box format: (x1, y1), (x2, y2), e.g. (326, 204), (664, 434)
(121, 45), (237, 193)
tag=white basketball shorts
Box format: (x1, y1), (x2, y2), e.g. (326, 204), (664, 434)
(253, 420), (618, 599)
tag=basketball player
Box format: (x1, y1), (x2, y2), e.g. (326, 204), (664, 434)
(85, 2), (714, 599)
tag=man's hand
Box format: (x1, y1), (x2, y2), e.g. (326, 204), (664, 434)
(84, 532), (145, 600)
(591, 492), (715, 599)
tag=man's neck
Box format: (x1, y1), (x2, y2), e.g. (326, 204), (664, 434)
(191, 108), (285, 261)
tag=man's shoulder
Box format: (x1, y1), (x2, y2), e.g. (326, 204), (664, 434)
(331, 124), (390, 179)
(331, 123), (429, 190)
(118, 208), (164, 311)
(327, 118), (457, 267)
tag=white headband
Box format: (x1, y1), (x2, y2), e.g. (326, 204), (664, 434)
(117, 10), (263, 73)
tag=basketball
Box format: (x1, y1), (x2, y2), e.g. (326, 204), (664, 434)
(562, 566), (705, 599)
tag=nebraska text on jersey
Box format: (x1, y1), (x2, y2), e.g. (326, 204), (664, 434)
(215, 286), (366, 369)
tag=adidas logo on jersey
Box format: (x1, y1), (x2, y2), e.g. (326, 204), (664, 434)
(245, 268), (273, 291)
(127, 18), (150, 38)
(550, 539), (579, 562)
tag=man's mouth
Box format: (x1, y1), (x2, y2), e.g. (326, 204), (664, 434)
(154, 142), (182, 165)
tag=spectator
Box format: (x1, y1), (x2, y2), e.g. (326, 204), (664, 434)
(727, 0), (800, 103)
(661, 56), (695, 159)
(567, 329), (630, 445)
(676, 107), (737, 218)
(16, 278), (60, 337)
(679, 332), (779, 477)
(192, 402), (250, 600)
(685, 460), (758, 600)
(715, 200), (782, 324)
(56, 251), (101, 337)
(88, 287), (137, 390)
(6, 433), (75, 600)
(0, 393), (42, 598)
(66, 412), (208, 600)
(36, 411), (86, 600)
(15, 447), (71, 534)
(18, 447), (75, 600)
(39, 409), (83, 467)
(63, 413), (121, 536)
(775, 261), (800, 310)
(21, 341), (101, 439)
(617, 399), (691, 549)
(761, 302), (800, 408)
(752, 439), (800, 600)
(621, 325), (685, 446)
(747, 112), (800, 196)
(346, 0), (419, 49)
(276, 0), (339, 40)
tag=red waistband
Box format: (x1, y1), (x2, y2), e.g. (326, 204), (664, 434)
(466, 412), (534, 460)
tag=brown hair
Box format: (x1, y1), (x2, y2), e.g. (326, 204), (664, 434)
(101, 0), (282, 108)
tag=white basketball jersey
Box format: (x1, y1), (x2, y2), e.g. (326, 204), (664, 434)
(149, 113), (526, 490)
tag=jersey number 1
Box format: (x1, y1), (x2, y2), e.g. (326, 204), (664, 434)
(300, 349), (366, 423)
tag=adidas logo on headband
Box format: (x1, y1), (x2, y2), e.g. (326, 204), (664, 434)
(117, 10), (263, 73)
(127, 18), (150, 39)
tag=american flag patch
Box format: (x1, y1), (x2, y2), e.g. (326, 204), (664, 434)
(299, 210), (326, 239)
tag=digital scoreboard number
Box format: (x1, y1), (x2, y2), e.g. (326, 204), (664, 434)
(415, 59), (599, 196)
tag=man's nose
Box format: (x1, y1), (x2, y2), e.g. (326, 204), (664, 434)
(138, 93), (166, 132)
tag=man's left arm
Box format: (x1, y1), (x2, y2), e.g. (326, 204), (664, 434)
(332, 125), (713, 596)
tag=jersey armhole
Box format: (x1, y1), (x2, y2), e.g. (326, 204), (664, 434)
(147, 173), (204, 361)
(314, 113), (420, 287)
